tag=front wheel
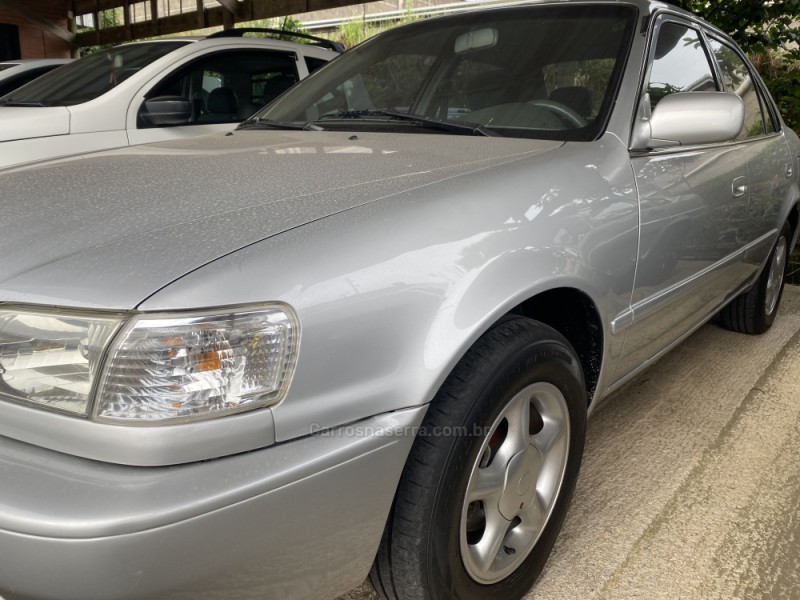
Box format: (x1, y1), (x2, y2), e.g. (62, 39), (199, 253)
(370, 316), (586, 600)
(720, 221), (792, 334)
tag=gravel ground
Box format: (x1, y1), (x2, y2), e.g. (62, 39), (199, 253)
(339, 285), (800, 600)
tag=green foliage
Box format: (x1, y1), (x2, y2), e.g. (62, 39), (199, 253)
(665, 0), (800, 56)
(666, 1), (800, 132)
(101, 9), (121, 29)
(336, 0), (427, 49)
(337, 18), (383, 49)
(751, 52), (800, 132)
(245, 16), (312, 40)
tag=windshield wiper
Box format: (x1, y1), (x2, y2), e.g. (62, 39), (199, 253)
(313, 109), (494, 137)
(236, 117), (322, 131)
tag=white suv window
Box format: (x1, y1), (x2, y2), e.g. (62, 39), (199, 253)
(138, 49), (298, 127)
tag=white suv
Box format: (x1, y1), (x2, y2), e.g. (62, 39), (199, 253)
(0, 29), (340, 170)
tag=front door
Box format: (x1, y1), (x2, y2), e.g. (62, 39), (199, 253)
(616, 17), (749, 378)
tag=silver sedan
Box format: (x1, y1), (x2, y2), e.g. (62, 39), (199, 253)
(0, 1), (797, 599)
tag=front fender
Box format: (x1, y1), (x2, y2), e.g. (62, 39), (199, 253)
(141, 134), (639, 443)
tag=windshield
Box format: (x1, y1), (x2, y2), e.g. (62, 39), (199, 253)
(257, 5), (636, 141)
(0, 41), (189, 106)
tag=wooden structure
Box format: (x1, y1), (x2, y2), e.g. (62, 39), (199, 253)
(0, 0), (372, 55)
(0, 0), (74, 58)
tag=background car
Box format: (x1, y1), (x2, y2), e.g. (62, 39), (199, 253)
(0, 29), (340, 169)
(0, 2), (798, 600)
(0, 58), (73, 97)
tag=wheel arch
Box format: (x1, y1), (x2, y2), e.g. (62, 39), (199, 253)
(507, 287), (603, 404)
(425, 283), (607, 416)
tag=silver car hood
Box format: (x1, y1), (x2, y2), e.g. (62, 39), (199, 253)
(0, 130), (561, 309)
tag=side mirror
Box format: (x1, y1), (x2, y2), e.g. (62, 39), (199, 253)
(631, 91), (744, 151)
(141, 96), (192, 126)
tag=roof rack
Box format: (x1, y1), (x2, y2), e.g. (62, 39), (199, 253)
(207, 28), (345, 53)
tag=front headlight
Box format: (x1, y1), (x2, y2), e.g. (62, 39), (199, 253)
(0, 304), (298, 424)
(0, 308), (124, 415)
(95, 305), (298, 423)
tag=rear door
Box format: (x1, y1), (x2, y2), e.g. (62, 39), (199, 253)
(706, 35), (794, 272)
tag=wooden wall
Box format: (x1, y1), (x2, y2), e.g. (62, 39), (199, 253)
(0, 0), (72, 58)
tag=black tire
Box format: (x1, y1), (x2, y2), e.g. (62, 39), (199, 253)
(720, 222), (792, 335)
(369, 316), (587, 600)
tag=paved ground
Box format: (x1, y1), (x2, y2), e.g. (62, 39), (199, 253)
(340, 286), (800, 600)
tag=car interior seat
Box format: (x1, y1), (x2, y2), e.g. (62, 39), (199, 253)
(199, 87), (239, 122)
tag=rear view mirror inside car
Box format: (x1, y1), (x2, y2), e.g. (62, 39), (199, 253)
(454, 28), (498, 53)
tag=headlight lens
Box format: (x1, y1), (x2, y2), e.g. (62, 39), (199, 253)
(95, 306), (298, 423)
(0, 308), (124, 415)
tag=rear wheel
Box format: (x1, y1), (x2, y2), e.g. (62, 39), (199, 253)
(370, 316), (586, 600)
(720, 222), (791, 334)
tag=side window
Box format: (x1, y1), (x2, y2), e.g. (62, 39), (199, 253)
(762, 97), (778, 134)
(304, 56), (328, 74)
(646, 22), (717, 111)
(138, 50), (299, 128)
(708, 39), (768, 139)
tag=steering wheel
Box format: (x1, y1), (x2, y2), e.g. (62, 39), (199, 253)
(526, 99), (587, 128)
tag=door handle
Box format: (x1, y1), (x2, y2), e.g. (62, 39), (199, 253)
(732, 176), (748, 198)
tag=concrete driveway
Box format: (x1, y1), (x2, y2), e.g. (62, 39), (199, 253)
(340, 286), (800, 600)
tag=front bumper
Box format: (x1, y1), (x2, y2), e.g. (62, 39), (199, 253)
(0, 406), (426, 600)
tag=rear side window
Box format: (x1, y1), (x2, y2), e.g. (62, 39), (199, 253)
(646, 22), (717, 111)
(304, 56), (329, 74)
(708, 38), (770, 139)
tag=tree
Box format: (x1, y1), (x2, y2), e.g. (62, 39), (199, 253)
(667, 1), (800, 132)
(665, 0), (800, 56)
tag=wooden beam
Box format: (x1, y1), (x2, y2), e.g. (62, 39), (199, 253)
(215, 0), (239, 13)
(65, 0), (80, 57)
(122, 0), (131, 39)
(215, 0), (238, 29)
(75, 0), (131, 12)
(0, 0), (76, 44)
(149, 0), (159, 35)
(196, 0), (206, 28)
(74, 0), (380, 46)
(75, 0), (382, 18)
